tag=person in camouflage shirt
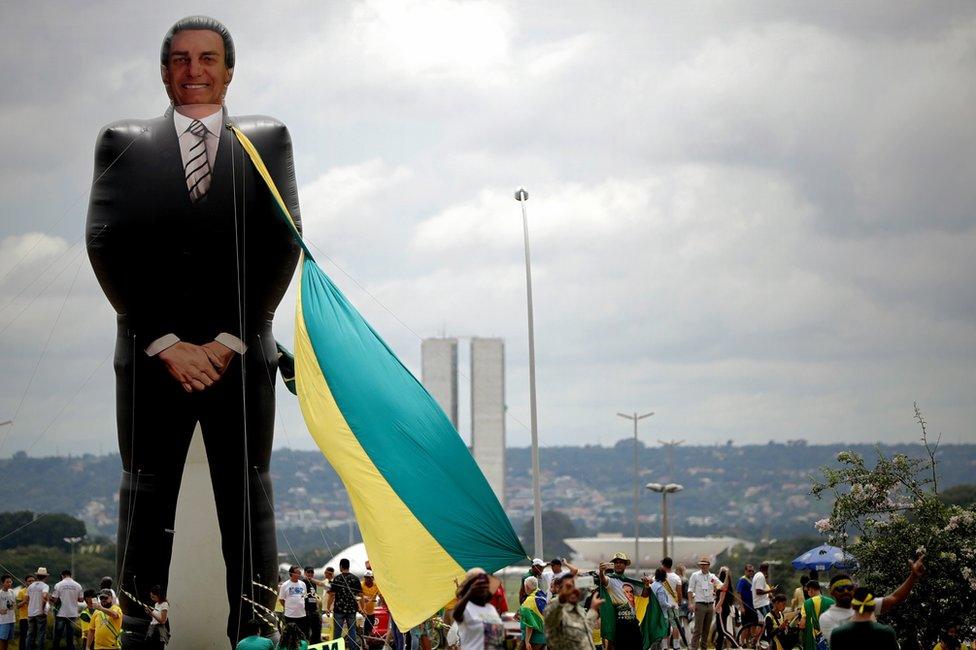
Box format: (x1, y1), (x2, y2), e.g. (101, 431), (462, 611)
(544, 575), (603, 650)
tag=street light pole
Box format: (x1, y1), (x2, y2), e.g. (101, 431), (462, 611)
(646, 483), (683, 561)
(63, 536), (83, 575)
(618, 411), (653, 571)
(516, 188), (543, 559)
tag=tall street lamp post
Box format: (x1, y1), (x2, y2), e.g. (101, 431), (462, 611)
(63, 536), (83, 575)
(516, 187), (543, 559)
(646, 483), (683, 560)
(618, 411), (654, 570)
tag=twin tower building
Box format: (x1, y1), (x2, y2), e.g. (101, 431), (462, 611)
(421, 337), (507, 506)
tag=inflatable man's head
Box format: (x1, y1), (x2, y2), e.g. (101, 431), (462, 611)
(160, 15), (235, 106)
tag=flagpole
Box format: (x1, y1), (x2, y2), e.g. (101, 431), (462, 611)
(516, 187), (543, 559)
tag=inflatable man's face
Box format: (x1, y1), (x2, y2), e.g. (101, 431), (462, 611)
(162, 29), (232, 106)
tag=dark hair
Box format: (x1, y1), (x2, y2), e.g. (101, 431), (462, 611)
(759, 562), (769, 571)
(242, 619), (263, 636)
(718, 568), (728, 584)
(24, 575), (33, 582)
(325, 567), (335, 573)
(851, 587), (876, 611)
(0, 574), (10, 582)
(807, 580), (822, 592)
(773, 594), (787, 604)
(661, 557), (673, 569)
(160, 16), (235, 68)
(339, 558), (350, 570)
(799, 576), (809, 587)
(83, 589), (97, 599)
(279, 622), (307, 649)
(61, 569), (71, 577)
(288, 565), (300, 575)
(304, 566), (315, 573)
(100, 577), (113, 589)
(150, 584), (166, 600)
(654, 567), (667, 581)
(809, 570), (819, 581)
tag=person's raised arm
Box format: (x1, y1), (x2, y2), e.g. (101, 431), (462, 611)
(453, 574), (486, 623)
(880, 554), (926, 614)
(640, 576), (652, 598)
(563, 560), (580, 577)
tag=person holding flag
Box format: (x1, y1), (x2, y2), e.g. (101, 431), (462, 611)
(520, 576), (548, 650)
(597, 553), (669, 649)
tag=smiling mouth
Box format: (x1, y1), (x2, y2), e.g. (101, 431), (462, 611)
(182, 83), (210, 89)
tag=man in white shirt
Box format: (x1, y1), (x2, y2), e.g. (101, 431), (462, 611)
(25, 567), (50, 650)
(52, 569), (84, 650)
(86, 15), (302, 645)
(0, 574), (17, 649)
(278, 566), (308, 636)
(686, 556), (719, 650)
(818, 555), (926, 644)
(752, 562), (774, 617)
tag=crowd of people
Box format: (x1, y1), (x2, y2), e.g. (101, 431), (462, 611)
(4, 550), (967, 649)
(0, 567), (140, 650)
(480, 550), (955, 650)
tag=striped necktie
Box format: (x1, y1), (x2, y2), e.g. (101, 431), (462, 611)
(185, 119), (212, 202)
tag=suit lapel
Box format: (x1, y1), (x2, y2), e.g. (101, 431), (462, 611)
(156, 106), (191, 206)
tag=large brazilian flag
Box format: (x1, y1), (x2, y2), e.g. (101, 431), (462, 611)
(231, 127), (526, 629)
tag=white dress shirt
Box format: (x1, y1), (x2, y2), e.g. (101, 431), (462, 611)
(144, 106), (246, 357)
(687, 569), (719, 604)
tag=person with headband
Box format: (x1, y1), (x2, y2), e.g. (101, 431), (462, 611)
(818, 553), (926, 644)
(827, 587), (898, 649)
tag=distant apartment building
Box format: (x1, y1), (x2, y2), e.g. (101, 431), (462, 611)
(421, 337), (459, 429)
(420, 336), (506, 506)
(471, 338), (506, 506)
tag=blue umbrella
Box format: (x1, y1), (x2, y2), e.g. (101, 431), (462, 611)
(791, 544), (857, 571)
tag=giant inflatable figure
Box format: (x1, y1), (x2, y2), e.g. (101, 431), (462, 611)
(86, 16), (300, 646)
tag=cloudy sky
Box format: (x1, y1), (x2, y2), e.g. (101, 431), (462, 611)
(1, 1), (974, 457)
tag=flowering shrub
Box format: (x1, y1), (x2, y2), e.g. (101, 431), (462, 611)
(810, 405), (976, 648)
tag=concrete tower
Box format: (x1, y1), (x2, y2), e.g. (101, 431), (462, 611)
(421, 338), (459, 429)
(471, 337), (506, 505)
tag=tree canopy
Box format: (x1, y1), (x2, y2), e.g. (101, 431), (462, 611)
(0, 511), (86, 550)
(519, 510), (578, 559)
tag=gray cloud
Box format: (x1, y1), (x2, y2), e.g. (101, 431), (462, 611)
(1, 0), (974, 456)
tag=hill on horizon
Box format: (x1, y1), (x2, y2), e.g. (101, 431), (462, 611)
(2, 441), (973, 543)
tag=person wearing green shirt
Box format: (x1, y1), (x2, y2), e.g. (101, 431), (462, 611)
(235, 619), (274, 650)
(829, 587), (899, 650)
(799, 580), (834, 650)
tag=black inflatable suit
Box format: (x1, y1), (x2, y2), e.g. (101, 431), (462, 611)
(86, 105), (301, 645)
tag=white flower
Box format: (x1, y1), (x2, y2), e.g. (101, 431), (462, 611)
(814, 518), (833, 533)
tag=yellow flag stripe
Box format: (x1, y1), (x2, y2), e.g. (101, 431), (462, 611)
(294, 272), (466, 628)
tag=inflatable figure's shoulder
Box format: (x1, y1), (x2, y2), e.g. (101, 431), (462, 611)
(93, 116), (165, 157)
(231, 115), (292, 149)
